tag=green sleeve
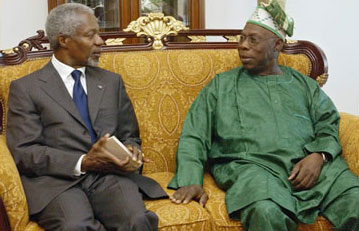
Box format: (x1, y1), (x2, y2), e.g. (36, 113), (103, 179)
(168, 75), (218, 189)
(303, 80), (341, 160)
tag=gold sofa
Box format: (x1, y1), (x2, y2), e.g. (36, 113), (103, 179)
(1, 14), (359, 231)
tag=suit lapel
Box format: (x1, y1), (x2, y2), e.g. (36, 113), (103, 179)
(86, 67), (106, 126)
(38, 62), (87, 128)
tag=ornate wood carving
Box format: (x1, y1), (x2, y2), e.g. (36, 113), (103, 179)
(0, 28), (328, 79)
(124, 13), (189, 50)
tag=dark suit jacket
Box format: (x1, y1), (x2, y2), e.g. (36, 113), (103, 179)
(6, 62), (167, 215)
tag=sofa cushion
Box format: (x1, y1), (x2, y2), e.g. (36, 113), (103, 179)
(99, 49), (242, 174)
(144, 172), (212, 230)
(338, 112), (359, 176)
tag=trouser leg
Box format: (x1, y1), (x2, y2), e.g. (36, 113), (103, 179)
(321, 187), (359, 231)
(238, 199), (297, 231)
(33, 185), (106, 231)
(85, 174), (158, 231)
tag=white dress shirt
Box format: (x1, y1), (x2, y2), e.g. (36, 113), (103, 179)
(51, 55), (87, 176)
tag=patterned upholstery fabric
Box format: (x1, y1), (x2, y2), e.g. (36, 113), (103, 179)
(0, 135), (43, 231)
(0, 193), (11, 231)
(98, 50), (312, 174)
(0, 49), (356, 231)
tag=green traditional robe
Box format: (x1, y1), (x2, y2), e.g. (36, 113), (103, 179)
(168, 66), (359, 224)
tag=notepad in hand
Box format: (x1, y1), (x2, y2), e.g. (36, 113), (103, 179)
(105, 136), (142, 168)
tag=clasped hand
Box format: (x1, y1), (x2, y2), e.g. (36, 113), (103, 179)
(288, 152), (324, 190)
(81, 133), (148, 173)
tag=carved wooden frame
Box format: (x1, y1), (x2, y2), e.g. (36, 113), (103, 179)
(0, 28), (328, 79)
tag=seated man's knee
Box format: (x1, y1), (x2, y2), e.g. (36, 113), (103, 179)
(64, 222), (90, 231)
(245, 200), (283, 220)
(335, 188), (359, 229)
(240, 200), (297, 231)
(130, 210), (159, 230)
(41, 219), (94, 231)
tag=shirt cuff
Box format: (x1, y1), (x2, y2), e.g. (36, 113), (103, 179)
(74, 154), (86, 176)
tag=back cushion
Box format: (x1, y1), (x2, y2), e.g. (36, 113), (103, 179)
(0, 49), (312, 173)
(99, 49), (312, 173)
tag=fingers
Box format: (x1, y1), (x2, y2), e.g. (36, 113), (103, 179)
(96, 133), (110, 147)
(288, 165), (299, 181)
(170, 188), (187, 204)
(114, 156), (139, 172)
(132, 146), (141, 162)
(170, 185), (207, 206)
(289, 164), (320, 190)
(199, 193), (209, 207)
(291, 173), (307, 190)
(126, 145), (148, 167)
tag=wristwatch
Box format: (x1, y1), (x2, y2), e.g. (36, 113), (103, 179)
(321, 153), (328, 162)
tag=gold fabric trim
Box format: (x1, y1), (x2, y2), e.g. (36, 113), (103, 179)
(124, 13), (189, 50)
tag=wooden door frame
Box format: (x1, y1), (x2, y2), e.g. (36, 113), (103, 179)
(48, 0), (205, 29)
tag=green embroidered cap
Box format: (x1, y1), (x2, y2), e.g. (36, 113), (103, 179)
(247, 0), (294, 40)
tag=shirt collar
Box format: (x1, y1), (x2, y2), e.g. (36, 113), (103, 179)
(51, 55), (86, 80)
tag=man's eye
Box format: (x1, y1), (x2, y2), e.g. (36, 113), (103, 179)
(249, 37), (257, 44)
(86, 33), (95, 38)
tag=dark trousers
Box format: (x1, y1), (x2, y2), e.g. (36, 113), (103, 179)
(33, 173), (158, 231)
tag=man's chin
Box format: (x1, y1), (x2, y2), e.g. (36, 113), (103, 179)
(87, 57), (100, 67)
(242, 63), (254, 71)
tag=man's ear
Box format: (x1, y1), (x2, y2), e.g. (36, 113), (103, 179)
(57, 35), (71, 49)
(274, 39), (284, 52)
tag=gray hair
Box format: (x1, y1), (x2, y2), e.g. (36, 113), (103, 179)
(45, 3), (94, 50)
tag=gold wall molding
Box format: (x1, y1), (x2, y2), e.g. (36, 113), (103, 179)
(188, 36), (206, 43)
(105, 38), (126, 46)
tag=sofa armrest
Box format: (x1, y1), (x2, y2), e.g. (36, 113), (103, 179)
(0, 196), (10, 231)
(339, 112), (359, 176)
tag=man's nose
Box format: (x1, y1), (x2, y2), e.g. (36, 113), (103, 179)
(95, 34), (104, 46)
(238, 39), (249, 50)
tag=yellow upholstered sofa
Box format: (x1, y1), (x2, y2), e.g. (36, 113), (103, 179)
(1, 14), (359, 231)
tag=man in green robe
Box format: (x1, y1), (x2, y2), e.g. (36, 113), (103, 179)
(168, 0), (359, 230)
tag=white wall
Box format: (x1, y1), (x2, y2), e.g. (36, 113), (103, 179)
(0, 0), (48, 50)
(206, 0), (359, 115)
(1, 0), (358, 115)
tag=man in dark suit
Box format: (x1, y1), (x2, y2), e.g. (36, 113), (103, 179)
(6, 3), (167, 231)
